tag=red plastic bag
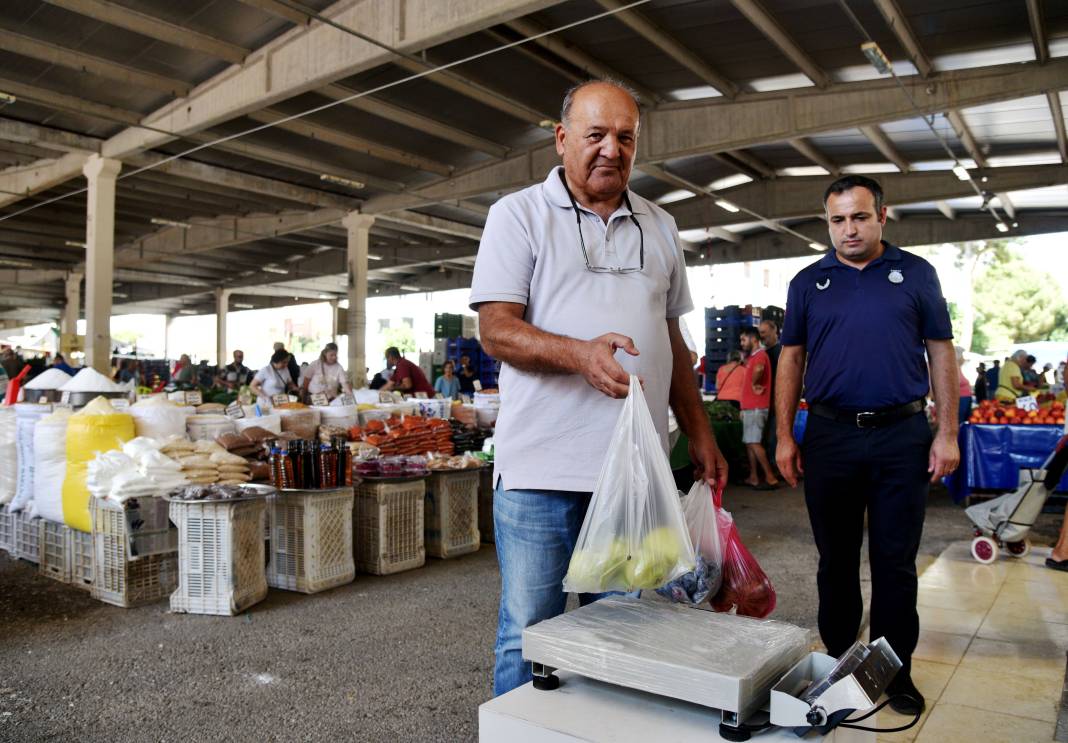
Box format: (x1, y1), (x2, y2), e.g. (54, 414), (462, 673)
(3, 364), (29, 406)
(709, 489), (776, 618)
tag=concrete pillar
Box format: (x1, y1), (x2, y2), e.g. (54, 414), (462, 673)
(82, 155), (121, 374)
(163, 314), (173, 360)
(342, 213), (374, 389)
(215, 288), (230, 369)
(329, 299), (339, 344)
(62, 271), (82, 337)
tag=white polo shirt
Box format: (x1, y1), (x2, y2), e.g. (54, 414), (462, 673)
(470, 166), (693, 493)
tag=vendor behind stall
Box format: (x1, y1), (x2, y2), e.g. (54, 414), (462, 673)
(385, 346), (435, 396)
(250, 349), (298, 407)
(995, 349), (1037, 401)
(173, 354), (195, 386)
(215, 350), (252, 391)
(302, 342), (352, 402)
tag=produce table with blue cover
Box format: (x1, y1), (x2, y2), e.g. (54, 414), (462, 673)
(945, 423), (1068, 503)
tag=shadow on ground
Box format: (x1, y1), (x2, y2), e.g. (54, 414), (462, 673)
(0, 485), (1060, 742)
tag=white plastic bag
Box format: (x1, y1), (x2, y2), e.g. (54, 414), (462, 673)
(30, 408), (72, 522)
(563, 375), (695, 594)
(656, 481), (723, 604)
(10, 404), (50, 512)
(0, 407), (16, 505)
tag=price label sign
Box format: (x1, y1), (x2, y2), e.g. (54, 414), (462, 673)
(225, 402), (245, 419)
(310, 392), (329, 407)
(110, 398), (130, 410)
(167, 391), (187, 404)
(185, 390), (203, 406)
(271, 393), (290, 407)
(339, 393), (356, 407)
(60, 390), (71, 404)
(1016, 396), (1039, 411)
(472, 380), (483, 392)
(378, 391), (394, 404)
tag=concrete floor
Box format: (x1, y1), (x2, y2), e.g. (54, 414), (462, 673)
(0, 485), (1061, 743)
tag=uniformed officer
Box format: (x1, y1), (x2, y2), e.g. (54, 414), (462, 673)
(775, 175), (960, 716)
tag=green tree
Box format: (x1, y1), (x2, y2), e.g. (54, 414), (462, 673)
(382, 325), (416, 355)
(948, 239), (1014, 353)
(972, 257), (1068, 350)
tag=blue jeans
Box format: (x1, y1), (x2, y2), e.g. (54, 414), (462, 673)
(492, 483), (611, 696)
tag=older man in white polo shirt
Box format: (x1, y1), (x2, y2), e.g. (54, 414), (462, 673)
(470, 79), (727, 696)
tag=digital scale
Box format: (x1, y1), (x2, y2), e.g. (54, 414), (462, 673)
(519, 597), (901, 741)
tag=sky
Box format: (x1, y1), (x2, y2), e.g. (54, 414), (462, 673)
(5, 232), (1066, 372)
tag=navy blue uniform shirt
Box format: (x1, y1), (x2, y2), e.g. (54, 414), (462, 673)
(780, 241), (952, 409)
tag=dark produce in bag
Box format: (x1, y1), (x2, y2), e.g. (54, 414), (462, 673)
(710, 492), (776, 618)
(656, 481), (723, 604)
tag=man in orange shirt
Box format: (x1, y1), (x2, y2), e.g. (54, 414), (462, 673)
(740, 328), (779, 489)
(714, 350), (745, 407)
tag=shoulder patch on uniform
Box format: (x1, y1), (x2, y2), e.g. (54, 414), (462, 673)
(816, 277), (830, 291)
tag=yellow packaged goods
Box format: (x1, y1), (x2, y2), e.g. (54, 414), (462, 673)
(61, 396), (135, 532)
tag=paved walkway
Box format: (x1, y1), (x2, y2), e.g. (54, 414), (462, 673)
(876, 541), (1068, 742)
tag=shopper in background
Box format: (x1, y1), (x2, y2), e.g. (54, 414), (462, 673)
(955, 346), (972, 424)
(1022, 355), (1042, 388)
(173, 354), (195, 386)
(714, 350), (745, 407)
(986, 359), (1001, 395)
(973, 362), (989, 402)
(759, 319), (782, 470)
(385, 346), (435, 396)
(52, 353), (77, 376)
(0, 346), (22, 379)
(457, 353), (478, 395)
(1041, 362), (1054, 387)
(470, 79), (727, 697)
(434, 360), (461, 400)
(776, 174), (958, 716)
(215, 349), (252, 391)
(250, 349), (299, 408)
(117, 359), (141, 386)
(740, 327), (778, 490)
(995, 350), (1035, 402)
(303, 342), (351, 402)
(273, 342), (301, 388)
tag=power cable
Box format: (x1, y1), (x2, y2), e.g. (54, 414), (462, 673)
(836, 0), (1007, 229)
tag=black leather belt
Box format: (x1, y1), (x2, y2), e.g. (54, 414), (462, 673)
(808, 399), (925, 428)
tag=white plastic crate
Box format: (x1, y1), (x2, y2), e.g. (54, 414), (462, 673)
(424, 470), (480, 559)
(90, 497), (177, 608)
(268, 488), (355, 594)
(38, 519), (72, 582)
(0, 505), (12, 554)
(169, 498), (268, 616)
(12, 510), (41, 563)
(354, 478), (425, 575)
(478, 467), (494, 544)
(70, 528), (93, 590)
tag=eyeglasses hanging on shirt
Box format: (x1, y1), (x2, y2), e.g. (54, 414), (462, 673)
(558, 170), (644, 274)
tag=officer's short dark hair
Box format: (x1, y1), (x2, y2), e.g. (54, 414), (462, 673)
(740, 327), (760, 341)
(823, 175), (884, 213)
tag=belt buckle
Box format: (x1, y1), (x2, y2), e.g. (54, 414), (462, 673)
(856, 411), (876, 428)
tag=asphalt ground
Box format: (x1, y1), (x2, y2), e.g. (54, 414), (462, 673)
(0, 484), (1061, 742)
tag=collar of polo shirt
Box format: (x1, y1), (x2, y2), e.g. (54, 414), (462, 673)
(542, 166), (647, 218)
(819, 239), (902, 269)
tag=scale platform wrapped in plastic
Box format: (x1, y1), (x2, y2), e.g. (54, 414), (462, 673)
(522, 596), (810, 723)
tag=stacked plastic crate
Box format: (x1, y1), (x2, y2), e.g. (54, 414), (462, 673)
(704, 305), (761, 393)
(445, 337), (499, 390)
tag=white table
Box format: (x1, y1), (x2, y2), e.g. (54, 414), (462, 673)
(479, 671), (874, 743)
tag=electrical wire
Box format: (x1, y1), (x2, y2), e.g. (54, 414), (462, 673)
(835, 0), (1007, 228)
(0, 0), (654, 226)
